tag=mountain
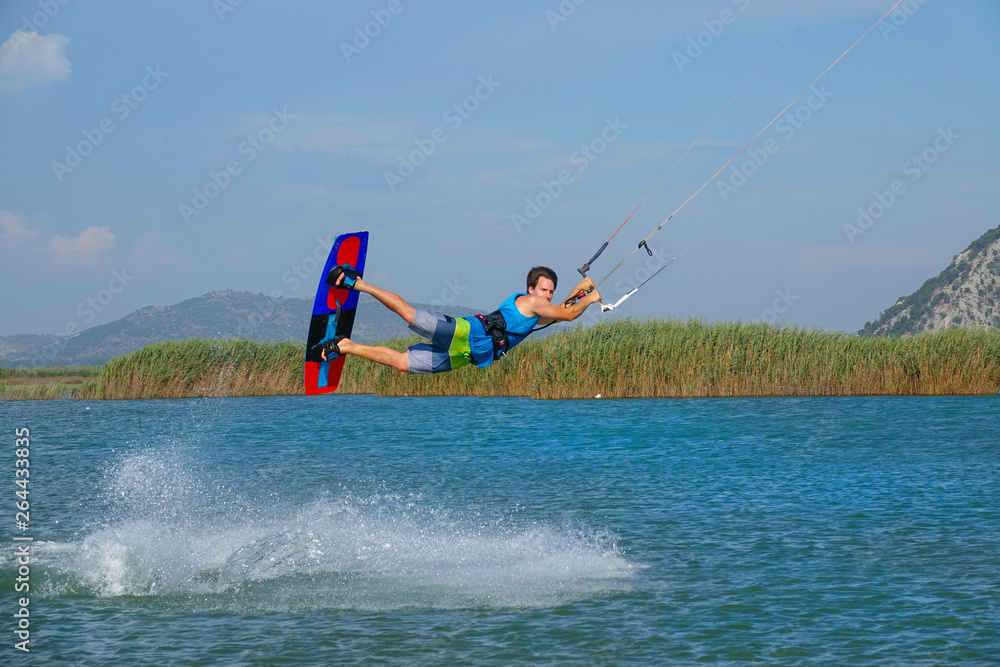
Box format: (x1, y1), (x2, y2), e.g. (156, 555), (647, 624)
(859, 225), (1000, 337)
(0, 334), (58, 360)
(0, 291), (485, 367)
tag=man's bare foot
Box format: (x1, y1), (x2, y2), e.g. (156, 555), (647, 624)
(328, 265), (364, 290)
(319, 336), (350, 361)
(332, 273), (368, 293)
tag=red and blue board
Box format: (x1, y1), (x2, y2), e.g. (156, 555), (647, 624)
(304, 231), (368, 395)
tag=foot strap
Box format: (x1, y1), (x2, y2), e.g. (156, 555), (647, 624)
(311, 335), (345, 362)
(325, 264), (361, 289)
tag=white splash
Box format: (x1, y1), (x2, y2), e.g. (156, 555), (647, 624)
(35, 451), (637, 611)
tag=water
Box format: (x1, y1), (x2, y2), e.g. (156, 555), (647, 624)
(2, 395), (998, 665)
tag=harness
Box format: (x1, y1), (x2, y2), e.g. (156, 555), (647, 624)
(474, 310), (510, 361)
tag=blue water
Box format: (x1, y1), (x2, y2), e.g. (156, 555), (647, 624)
(2, 395), (998, 665)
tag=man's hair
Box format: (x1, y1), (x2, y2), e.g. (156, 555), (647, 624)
(527, 266), (557, 291)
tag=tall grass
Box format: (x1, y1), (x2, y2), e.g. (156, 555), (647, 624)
(336, 319), (1000, 398)
(82, 338), (301, 399)
(0, 384), (88, 400)
(0, 365), (104, 400)
(2, 365), (103, 378)
(14, 320), (1000, 400)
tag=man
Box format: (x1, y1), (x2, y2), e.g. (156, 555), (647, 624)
(314, 265), (601, 374)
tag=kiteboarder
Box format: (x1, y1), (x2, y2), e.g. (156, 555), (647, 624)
(313, 265), (601, 373)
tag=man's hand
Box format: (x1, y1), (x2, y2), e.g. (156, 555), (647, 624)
(574, 276), (595, 293)
(564, 286), (601, 307)
(563, 276), (598, 307)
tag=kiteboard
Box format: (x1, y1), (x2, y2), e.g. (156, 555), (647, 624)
(304, 231), (368, 395)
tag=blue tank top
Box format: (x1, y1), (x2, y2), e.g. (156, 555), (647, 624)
(497, 292), (540, 347)
(465, 293), (540, 367)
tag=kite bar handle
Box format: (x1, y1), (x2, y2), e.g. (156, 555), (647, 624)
(564, 286), (595, 307)
(578, 242), (609, 278)
(601, 288), (638, 312)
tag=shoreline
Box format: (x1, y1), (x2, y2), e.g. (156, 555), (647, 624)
(3, 319), (1000, 400)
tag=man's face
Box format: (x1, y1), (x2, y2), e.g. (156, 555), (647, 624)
(529, 276), (556, 302)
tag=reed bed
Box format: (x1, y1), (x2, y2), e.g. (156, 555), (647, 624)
(0, 383), (89, 400)
(15, 320), (1000, 400)
(0, 365), (104, 400)
(82, 338), (302, 399)
(1, 365), (103, 379)
(337, 319), (1000, 398)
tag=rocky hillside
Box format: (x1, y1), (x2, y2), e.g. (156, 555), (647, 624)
(859, 225), (1000, 337)
(0, 291), (484, 367)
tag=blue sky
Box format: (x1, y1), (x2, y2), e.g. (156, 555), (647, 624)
(1, 0), (998, 337)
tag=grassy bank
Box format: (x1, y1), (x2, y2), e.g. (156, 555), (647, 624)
(0, 366), (103, 400)
(28, 319), (1000, 401)
(80, 339), (302, 399)
(338, 319), (1000, 398)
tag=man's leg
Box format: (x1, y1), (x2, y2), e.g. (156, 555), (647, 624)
(323, 274), (459, 374)
(323, 338), (409, 372)
(352, 278), (415, 325)
(322, 311), (467, 375)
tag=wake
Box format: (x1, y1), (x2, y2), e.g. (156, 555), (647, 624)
(32, 451), (637, 611)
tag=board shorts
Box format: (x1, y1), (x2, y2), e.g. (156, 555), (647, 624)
(407, 309), (475, 374)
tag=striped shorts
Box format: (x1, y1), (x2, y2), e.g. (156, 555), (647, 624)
(406, 309), (474, 374)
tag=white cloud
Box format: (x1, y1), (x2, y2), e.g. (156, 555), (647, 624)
(0, 210), (41, 245)
(44, 225), (116, 265)
(0, 31), (71, 96)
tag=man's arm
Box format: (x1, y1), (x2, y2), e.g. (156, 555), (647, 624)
(522, 288), (601, 323)
(560, 276), (596, 307)
(532, 276), (599, 324)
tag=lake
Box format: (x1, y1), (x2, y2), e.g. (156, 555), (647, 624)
(2, 395), (998, 665)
